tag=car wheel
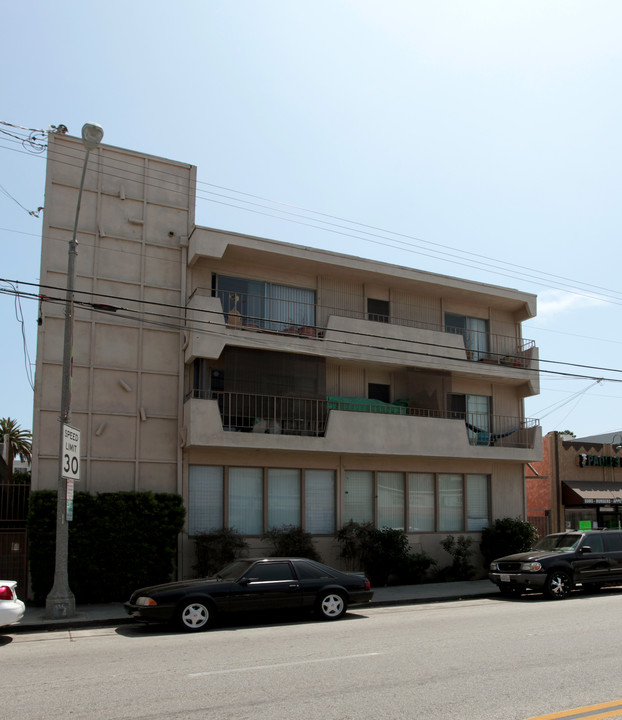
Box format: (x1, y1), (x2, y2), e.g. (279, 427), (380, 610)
(544, 570), (572, 600)
(176, 599), (213, 632)
(317, 592), (347, 620)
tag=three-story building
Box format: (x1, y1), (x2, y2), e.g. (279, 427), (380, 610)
(32, 132), (541, 576)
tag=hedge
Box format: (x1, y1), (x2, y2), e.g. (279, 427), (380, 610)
(28, 490), (185, 604)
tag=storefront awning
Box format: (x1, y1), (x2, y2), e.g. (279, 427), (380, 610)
(563, 481), (622, 506)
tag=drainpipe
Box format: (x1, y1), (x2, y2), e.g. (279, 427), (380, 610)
(553, 432), (561, 531)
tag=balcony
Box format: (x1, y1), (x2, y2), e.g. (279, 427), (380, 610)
(184, 390), (540, 455)
(189, 287), (536, 370)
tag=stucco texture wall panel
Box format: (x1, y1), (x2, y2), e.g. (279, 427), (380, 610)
(37, 411), (63, 456)
(142, 330), (179, 372)
(101, 151), (146, 200)
(97, 237), (142, 283)
(89, 461), (136, 492)
(144, 247), (182, 289)
(139, 418), (178, 460)
(92, 370), (138, 412)
(138, 463), (177, 493)
(99, 195), (144, 240)
(146, 162), (193, 207)
(91, 415), (137, 460)
(491, 467), (525, 519)
(36, 458), (59, 490)
(141, 373), (178, 415)
(94, 324), (139, 367)
(145, 207), (189, 241)
(45, 184), (98, 235)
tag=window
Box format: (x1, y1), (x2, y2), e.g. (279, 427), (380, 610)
(305, 470), (335, 534)
(466, 474), (489, 531)
(408, 473), (435, 532)
(249, 562), (294, 582)
(448, 393), (491, 446)
(368, 383), (391, 403)
(367, 298), (390, 323)
(345, 470), (374, 524)
(439, 474), (464, 532)
(378, 472), (404, 530)
(213, 274), (315, 331)
(445, 313), (489, 360)
(188, 466), (223, 535)
(229, 467), (263, 535)
(268, 468), (301, 528)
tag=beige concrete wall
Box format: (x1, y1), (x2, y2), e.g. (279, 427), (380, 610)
(32, 133), (196, 495)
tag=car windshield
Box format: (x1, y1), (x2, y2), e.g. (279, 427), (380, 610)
(212, 560), (254, 581)
(533, 534), (582, 552)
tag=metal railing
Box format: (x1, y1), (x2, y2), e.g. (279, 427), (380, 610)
(204, 287), (535, 367)
(188, 390), (539, 448)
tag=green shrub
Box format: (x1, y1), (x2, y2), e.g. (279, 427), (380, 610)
(480, 517), (539, 567)
(336, 521), (436, 586)
(28, 490), (185, 605)
(194, 528), (249, 577)
(262, 524), (321, 561)
(436, 535), (475, 581)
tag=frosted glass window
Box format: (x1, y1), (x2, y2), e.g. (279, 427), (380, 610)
(305, 470), (335, 534)
(229, 467), (263, 535)
(408, 473), (435, 532)
(188, 466), (223, 535)
(377, 472), (404, 530)
(467, 474), (489, 531)
(268, 468), (301, 528)
(439, 474), (464, 531)
(344, 471), (373, 524)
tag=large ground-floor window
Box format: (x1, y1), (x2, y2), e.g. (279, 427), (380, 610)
(344, 470), (490, 532)
(189, 466), (490, 536)
(189, 466), (335, 536)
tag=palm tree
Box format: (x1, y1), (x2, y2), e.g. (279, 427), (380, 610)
(0, 417), (32, 481)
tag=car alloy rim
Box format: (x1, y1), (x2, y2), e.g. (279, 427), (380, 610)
(321, 594), (344, 616)
(182, 603), (208, 628)
(550, 574), (568, 596)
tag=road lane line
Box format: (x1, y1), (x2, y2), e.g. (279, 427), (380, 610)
(188, 652), (382, 678)
(525, 699), (622, 720)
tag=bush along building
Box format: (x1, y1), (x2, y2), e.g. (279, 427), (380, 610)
(32, 131), (542, 579)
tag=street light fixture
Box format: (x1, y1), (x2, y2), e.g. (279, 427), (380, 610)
(45, 123), (103, 619)
(613, 433), (622, 452)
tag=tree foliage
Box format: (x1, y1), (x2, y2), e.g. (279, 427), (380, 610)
(0, 417), (32, 480)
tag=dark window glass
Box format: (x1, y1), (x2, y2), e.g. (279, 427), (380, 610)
(369, 383), (391, 403)
(604, 533), (622, 552)
(294, 561), (335, 580)
(367, 298), (390, 323)
(248, 562), (294, 582)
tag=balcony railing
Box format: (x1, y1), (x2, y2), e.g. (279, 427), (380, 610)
(202, 287), (535, 367)
(188, 390), (539, 448)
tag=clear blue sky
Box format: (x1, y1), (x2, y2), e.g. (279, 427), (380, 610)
(2, 1), (622, 439)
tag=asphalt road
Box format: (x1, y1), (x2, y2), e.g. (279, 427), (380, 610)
(3, 591), (622, 720)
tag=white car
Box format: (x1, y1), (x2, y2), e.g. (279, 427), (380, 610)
(0, 581), (25, 628)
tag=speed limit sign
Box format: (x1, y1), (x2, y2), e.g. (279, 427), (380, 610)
(62, 424), (81, 481)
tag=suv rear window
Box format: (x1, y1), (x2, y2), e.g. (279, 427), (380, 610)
(604, 533), (622, 552)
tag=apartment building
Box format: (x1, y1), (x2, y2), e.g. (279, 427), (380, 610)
(32, 132), (542, 577)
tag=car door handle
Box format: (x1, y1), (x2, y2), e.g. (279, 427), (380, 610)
(289, 584), (300, 588)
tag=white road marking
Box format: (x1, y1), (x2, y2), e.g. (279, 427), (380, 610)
(188, 652), (382, 678)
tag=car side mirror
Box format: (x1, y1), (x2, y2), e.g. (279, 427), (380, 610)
(580, 546), (592, 554)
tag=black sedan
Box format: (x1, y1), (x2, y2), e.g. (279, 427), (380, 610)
(125, 557), (373, 632)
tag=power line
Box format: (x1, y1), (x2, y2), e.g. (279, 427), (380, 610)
(2, 135), (622, 309)
(2, 279), (622, 386)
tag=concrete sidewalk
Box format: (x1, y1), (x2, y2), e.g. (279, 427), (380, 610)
(7, 580), (499, 633)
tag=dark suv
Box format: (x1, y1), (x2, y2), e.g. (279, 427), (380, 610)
(489, 530), (622, 599)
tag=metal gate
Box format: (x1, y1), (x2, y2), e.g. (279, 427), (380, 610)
(0, 483), (29, 598)
(527, 511), (550, 540)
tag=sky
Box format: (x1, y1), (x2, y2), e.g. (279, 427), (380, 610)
(2, 0), (622, 441)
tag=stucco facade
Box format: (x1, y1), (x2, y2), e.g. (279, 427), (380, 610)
(32, 133), (542, 578)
